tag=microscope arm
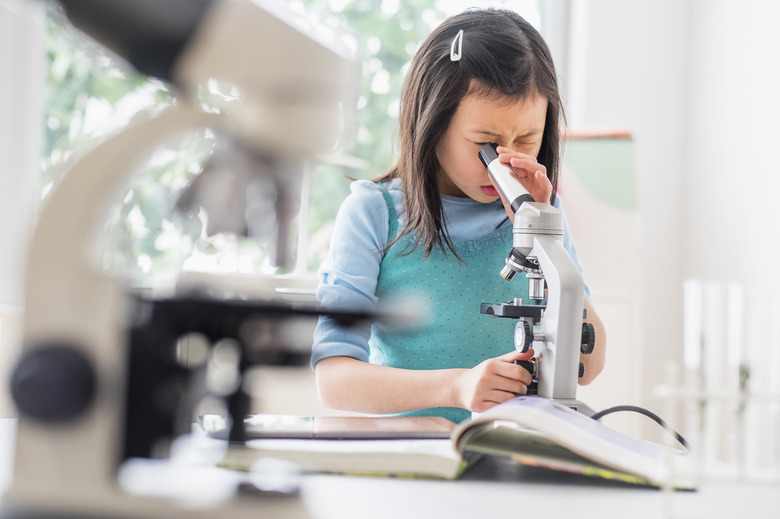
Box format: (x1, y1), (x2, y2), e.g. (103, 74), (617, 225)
(12, 106), (224, 507)
(25, 106), (222, 339)
(526, 235), (585, 401)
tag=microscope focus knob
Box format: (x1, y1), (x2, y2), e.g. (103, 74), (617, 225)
(581, 322), (596, 355)
(514, 320), (533, 353)
(10, 343), (97, 423)
(579, 362), (585, 379)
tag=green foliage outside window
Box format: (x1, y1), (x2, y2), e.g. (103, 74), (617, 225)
(41, 1), (538, 282)
(42, 0), (443, 282)
(288, 0), (445, 270)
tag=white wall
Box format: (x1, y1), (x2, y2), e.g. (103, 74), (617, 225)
(684, 0), (780, 282)
(568, 0), (780, 435)
(563, 0), (690, 427)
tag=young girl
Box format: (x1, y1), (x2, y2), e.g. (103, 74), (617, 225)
(312, 8), (605, 423)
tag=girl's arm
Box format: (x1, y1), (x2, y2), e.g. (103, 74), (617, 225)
(315, 348), (534, 415)
(579, 297), (606, 385)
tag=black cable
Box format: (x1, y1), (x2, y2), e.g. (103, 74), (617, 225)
(591, 405), (690, 450)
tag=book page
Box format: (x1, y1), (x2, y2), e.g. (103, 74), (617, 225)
(453, 396), (692, 487)
(200, 414), (455, 439)
(220, 438), (464, 479)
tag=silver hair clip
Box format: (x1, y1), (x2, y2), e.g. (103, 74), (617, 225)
(450, 29), (463, 62)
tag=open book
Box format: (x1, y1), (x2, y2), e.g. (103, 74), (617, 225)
(454, 396), (693, 488)
(207, 396), (693, 487)
(204, 415), (465, 479)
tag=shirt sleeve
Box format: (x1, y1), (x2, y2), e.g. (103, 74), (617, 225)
(311, 180), (389, 368)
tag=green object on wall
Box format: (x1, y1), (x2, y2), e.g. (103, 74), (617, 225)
(562, 138), (636, 211)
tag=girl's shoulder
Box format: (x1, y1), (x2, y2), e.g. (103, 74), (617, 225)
(332, 179), (401, 247)
(345, 178), (403, 214)
(350, 177), (402, 196)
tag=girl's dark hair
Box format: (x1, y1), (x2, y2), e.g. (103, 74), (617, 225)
(376, 8), (564, 259)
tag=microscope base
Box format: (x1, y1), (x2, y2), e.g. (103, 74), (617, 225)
(552, 398), (595, 417)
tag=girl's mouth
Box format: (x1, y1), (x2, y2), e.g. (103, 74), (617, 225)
(481, 185), (499, 197)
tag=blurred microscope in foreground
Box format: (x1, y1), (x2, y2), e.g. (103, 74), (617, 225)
(6, 0), (367, 517)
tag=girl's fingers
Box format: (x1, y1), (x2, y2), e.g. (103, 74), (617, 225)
(501, 348), (535, 363)
(496, 375), (530, 394)
(496, 145), (537, 160)
(493, 148), (553, 207)
(497, 148), (544, 168)
(502, 159), (552, 203)
(493, 355), (534, 385)
(496, 366), (533, 387)
(484, 387), (526, 405)
(508, 156), (546, 174)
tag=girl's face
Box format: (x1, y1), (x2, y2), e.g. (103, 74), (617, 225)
(435, 90), (547, 201)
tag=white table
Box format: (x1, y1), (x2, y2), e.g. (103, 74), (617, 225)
(1, 419), (778, 519)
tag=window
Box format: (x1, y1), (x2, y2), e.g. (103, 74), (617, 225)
(41, 0), (544, 287)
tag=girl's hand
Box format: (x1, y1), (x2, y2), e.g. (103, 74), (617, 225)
(493, 146), (552, 220)
(455, 349), (535, 413)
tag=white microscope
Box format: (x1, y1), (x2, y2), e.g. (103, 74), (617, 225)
(478, 143), (595, 415)
(5, 0), (370, 517)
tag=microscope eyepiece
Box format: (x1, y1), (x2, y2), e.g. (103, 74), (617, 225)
(479, 143), (534, 212)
